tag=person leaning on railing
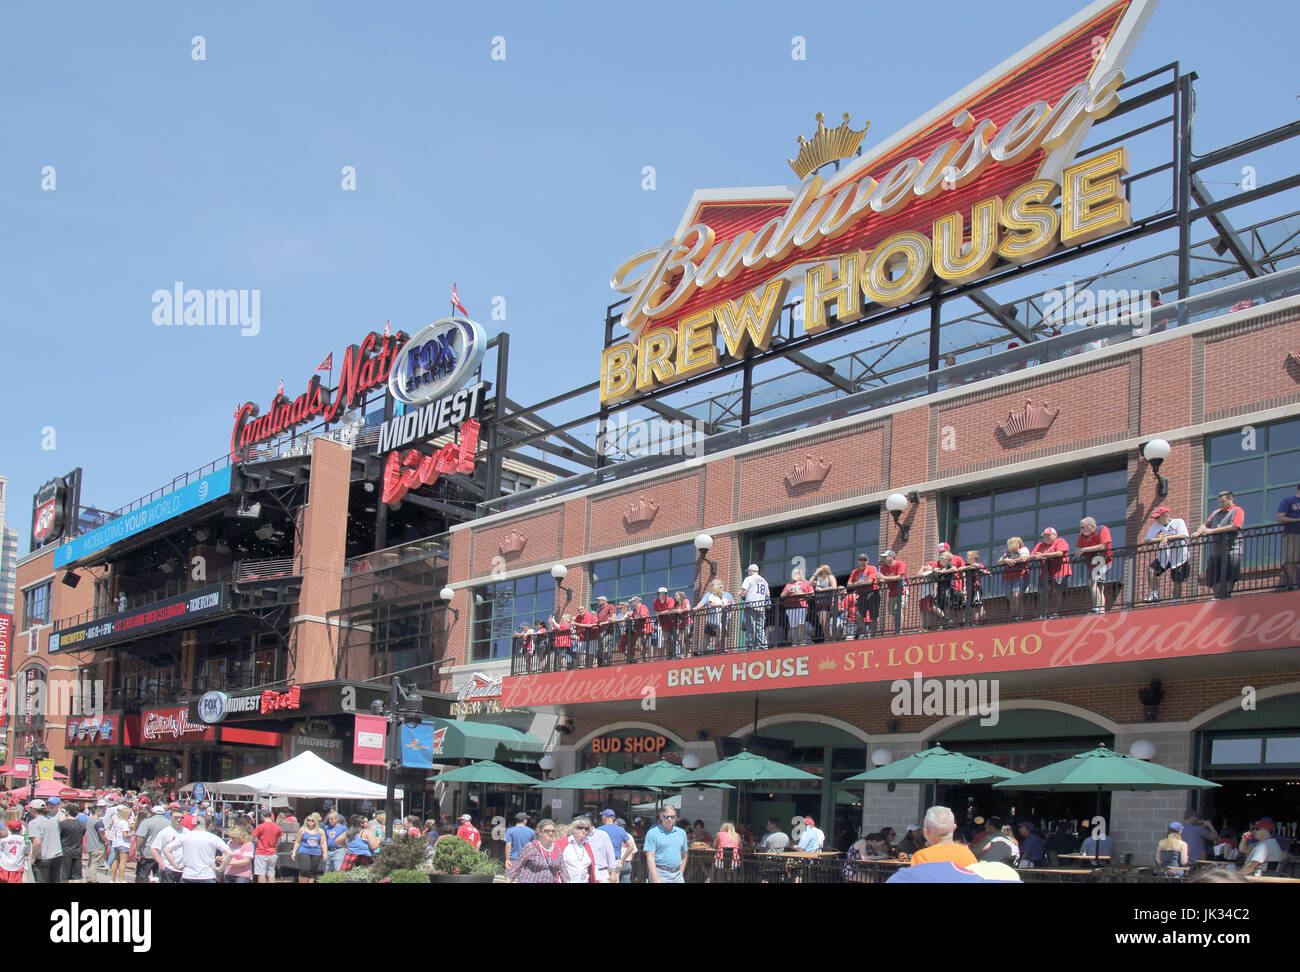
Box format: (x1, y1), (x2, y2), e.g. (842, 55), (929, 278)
(594, 596), (615, 666)
(781, 569), (814, 647)
(963, 551), (990, 624)
(739, 566), (770, 650)
(573, 605), (599, 668)
(1076, 517), (1114, 615)
(878, 551), (908, 636)
(1193, 490), (1245, 598)
(1141, 506), (1190, 602)
(1031, 528), (1071, 618)
(652, 587), (680, 659)
(997, 537), (1032, 621)
(811, 565), (839, 642)
(673, 590), (694, 656)
(847, 553), (879, 639)
(1278, 482), (1300, 591)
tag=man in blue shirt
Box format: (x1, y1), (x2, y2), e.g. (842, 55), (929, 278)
(643, 805), (689, 883)
(503, 813), (535, 865)
(323, 810), (349, 872)
(597, 809), (636, 883)
(1278, 483), (1300, 590)
(1017, 822), (1047, 867)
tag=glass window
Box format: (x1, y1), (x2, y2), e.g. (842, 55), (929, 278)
(22, 582), (52, 627)
(584, 542), (696, 607)
(1209, 737), (1262, 765)
(946, 462), (1128, 583)
(472, 570), (552, 661)
(748, 509), (881, 587)
(1206, 417), (1300, 527)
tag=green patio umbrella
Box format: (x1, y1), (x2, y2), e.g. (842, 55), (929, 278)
(426, 760), (540, 785)
(845, 746), (1021, 785)
(685, 752), (821, 832)
(602, 760), (699, 789)
(992, 746), (1219, 861)
(531, 766), (621, 790)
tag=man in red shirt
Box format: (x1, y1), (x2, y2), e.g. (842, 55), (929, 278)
(847, 554), (879, 639)
(573, 605), (599, 667)
(933, 546), (967, 626)
(1077, 516), (1113, 614)
(652, 587), (679, 658)
(1194, 490), (1246, 597)
(457, 814), (482, 850)
(878, 550), (908, 636)
(593, 596), (615, 666)
(1031, 527), (1072, 618)
(252, 809), (283, 884)
(627, 596), (651, 662)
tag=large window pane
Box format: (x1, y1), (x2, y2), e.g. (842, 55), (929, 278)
(954, 495), (991, 518)
(1038, 477), (1083, 505)
(1271, 450), (1300, 486)
(1208, 430), (1253, 464)
(855, 521), (882, 545)
(1037, 501), (1083, 533)
(751, 510), (881, 587)
(1086, 468), (1128, 494)
(994, 485), (1036, 511)
(820, 524), (854, 550)
(1209, 458), (1266, 497)
(644, 548), (670, 571)
(618, 554), (643, 576)
(993, 512), (1037, 545)
(1269, 420), (1300, 452)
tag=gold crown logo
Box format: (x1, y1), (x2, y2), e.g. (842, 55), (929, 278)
(624, 495), (660, 528)
(788, 112), (870, 180)
(787, 454), (832, 487)
(818, 658), (838, 671)
(499, 529), (528, 557)
(1286, 350), (1300, 368)
(997, 401), (1060, 438)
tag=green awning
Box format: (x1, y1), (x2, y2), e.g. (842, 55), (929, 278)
(427, 718), (543, 761)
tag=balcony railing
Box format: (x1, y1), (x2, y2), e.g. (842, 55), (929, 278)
(53, 569), (235, 631)
(346, 534), (450, 576)
(508, 524), (1294, 676)
(235, 557), (302, 583)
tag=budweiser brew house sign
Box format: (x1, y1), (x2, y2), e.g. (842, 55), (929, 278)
(600, 0), (1157, 404)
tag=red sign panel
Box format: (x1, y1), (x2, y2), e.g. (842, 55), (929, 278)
(65, 714), (139, 748)
(141, 706), (215, 744)
(502, 592), (1300, 709)
(353, 714), (387, 766)
(0, 613), (10, 730)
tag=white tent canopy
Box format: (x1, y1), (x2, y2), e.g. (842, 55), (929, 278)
(206, 751), (402, 801)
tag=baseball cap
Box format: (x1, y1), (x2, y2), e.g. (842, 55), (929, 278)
(47, 797), (61, 805)
(1150, 506), (1172, 518)
(459, 814), (472, 821)
(747, 564), (759, 572)
(96, 798), (108, 807)
(857, 554), (868, 561)
(633, 817), (643, 824)
(152, 805), (166, 814)
(5, 821), (21, 832)
(804, 816), (815, 825)
(29, 800), (46, 810)
(168, 802), (181, 810)
(937, 542), (950, 552)
(1168, 821), (1184, 832)
(1041, 526), (1057, 536)
(596, 595), (607, 601)
(601, 809), (615, 817)
(906, 824), (921, 832)
(658, 587), (668, 593)
(882, 550), (896, 559)
(616, 818), (627, 827)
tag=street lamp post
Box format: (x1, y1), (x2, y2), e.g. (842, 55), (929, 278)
(373, 678), (425, 842)
(27, 734), (49, 805)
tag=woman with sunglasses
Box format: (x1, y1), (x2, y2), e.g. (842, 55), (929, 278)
(507, 818), (565, 883)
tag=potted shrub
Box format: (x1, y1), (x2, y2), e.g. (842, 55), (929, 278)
(429, 835), (502, 883)
(372, 832), (428, 879)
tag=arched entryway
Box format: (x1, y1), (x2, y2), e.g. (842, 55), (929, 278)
(928, 704), (1116, 831)
(1191, 688), (1300, 833)
(731, 717), (871, 852)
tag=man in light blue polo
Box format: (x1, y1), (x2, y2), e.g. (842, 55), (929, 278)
(643, 805), (689, 883)
(503, 812), (535, 866)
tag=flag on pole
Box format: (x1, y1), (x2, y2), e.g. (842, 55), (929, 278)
(316, 352), (333, 373)
(383, 320), (390, 339)
(276, 379), (285, 397)
(450, 284), (468, 316)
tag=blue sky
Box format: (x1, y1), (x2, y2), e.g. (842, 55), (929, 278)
(2, 0), (1297, 547)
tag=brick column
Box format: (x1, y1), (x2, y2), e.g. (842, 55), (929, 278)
(1109, 729), (1194, 863)
(293, 439), (352, 684)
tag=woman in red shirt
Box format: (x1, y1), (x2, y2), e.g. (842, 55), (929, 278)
(781, 569), (814, 646)
(997, 537), (1031, 621)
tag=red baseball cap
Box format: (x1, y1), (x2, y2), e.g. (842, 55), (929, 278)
(804, 817), (815, 825)
(937, 542), (951, 553)
(1150, 507), (1172, 519)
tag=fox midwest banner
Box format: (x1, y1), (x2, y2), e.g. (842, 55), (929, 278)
(501, 591), (1300, 708)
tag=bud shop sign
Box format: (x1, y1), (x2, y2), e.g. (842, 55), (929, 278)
(591, 734), (669, 756)
(600, 0), (1156, 404)
(502, 590), (1300, 708)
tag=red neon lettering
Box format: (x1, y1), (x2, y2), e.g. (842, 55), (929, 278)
(381, 419), (479, 504)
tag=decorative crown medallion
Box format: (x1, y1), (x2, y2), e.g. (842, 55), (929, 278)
(788, 112), (870, 180)
(499, 529), (528, 557)
(1286, 350), (1300, 368)
(998, 401), (1060, 437)
(787, 454), (832, 487)
(818, 658), (838, 671)
(624, 495), (659, 528)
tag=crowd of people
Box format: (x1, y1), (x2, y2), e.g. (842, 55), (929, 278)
(514, 486), (1298, 671)
(0, 787), (486, 884)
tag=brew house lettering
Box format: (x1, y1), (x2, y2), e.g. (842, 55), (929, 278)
(602, 69), (1133, 404)
(230, 329), (408, 458)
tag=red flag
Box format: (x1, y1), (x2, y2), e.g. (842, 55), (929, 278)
(317, 352), (333, 372)
(450, 284), (468, 316)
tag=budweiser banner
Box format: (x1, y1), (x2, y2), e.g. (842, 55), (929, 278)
(502, 591), (1300, 709)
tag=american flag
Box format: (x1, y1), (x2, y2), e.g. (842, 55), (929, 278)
(450, 284), (468, 316)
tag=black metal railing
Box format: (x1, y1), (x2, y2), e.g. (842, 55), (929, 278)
(53, 571), (236, 631)
(509, 524), (1294, 675)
